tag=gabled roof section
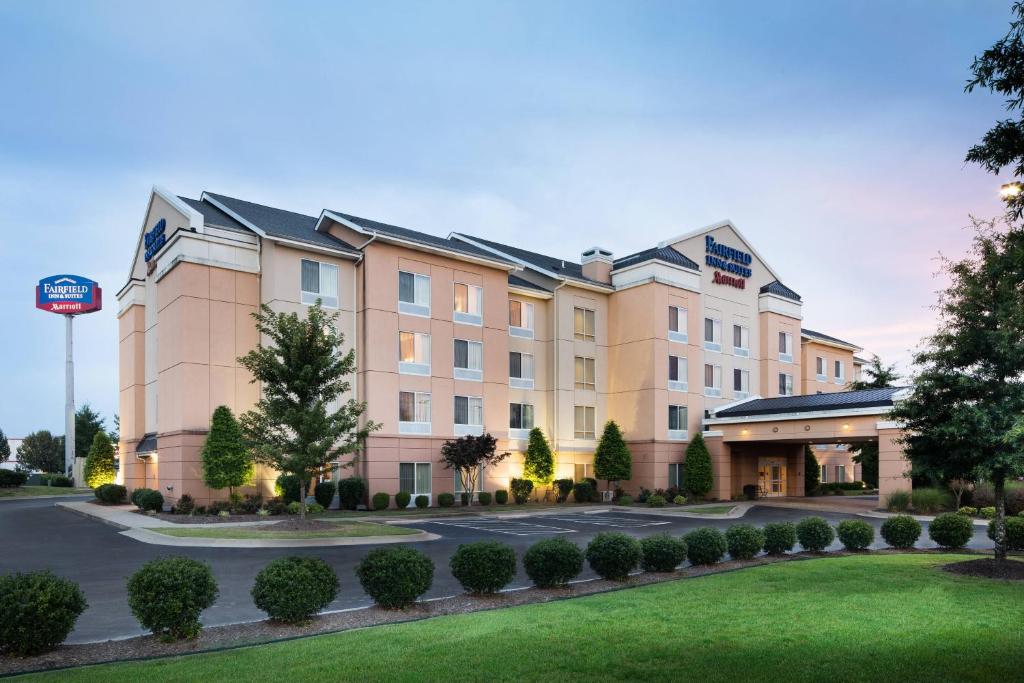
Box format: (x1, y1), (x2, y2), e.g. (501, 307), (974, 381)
(508, 273), (552, 293)
(450, 233), (613, 289)
(613, 245), (700, 272)
(759, 280), (801, 302)
(801, 327), (861, 351)
(177, 197), (250, 234)
(712, 387), (908, 419)
(657, 219), (782, 282)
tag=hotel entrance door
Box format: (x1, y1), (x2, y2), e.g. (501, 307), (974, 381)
(758, 457), (787, 497)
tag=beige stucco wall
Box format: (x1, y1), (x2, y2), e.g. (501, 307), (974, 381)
(800, 340), (854, 395)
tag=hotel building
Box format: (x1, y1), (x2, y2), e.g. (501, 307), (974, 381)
(118, 187), (909, 506)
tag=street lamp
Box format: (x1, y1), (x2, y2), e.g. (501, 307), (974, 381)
(1000, 182), (1023, 199)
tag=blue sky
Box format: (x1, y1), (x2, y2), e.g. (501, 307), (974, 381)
(0, 1), (1013, 436)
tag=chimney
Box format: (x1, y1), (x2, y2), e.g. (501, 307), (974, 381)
(581, 247), (614, 283)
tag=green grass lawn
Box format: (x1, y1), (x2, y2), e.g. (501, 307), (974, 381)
(18, 554), (1024, 682)
(0, 486), (91, 499)
(149, 521), (418, 539)
(679, 504), (736, 515)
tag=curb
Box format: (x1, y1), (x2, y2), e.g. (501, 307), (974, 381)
(858, 510), (992, 527)
(119, 527), (441, 548)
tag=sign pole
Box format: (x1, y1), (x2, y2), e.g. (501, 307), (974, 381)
(65, 313), (75, 476)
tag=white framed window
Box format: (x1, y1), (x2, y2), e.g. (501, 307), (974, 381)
(509, 299), (535, 338)
(834, 360), (845, 384)
(574, 307), (596, 342)
(778, 331), (793, 363)
(509, 351), (534, 389)
(398, 331), (431, 375)
(300, 259), (339, 308)
(668, 355), (688, 392)
(398, 391), (431, 434)
(399, 462), (431, 507)
(668, 463), (684, 489)
(574, 463), (592, 482)
(733, 324), (750, 357)
(820, 464), (828, 483)
(453, 339), (483, 381)
(398, 271), (430, 316)
(509, 402), (534, 439)
(453, 283), (483, 325)
(574, 405), (596, 440)
(454, 464), (484, 495)
(733, 368), (750, 399)
(453, 395), (483, 436)
(668, 306), (688, 343)
(704, 316), (722, 352)
(778, 372), (794, 396)
(704, 363), (722, 397)
(574, 356), (596, 391)
(668, 405), (688, 440)
(816, 356), (826, 382)
(835, 464), (846, 482)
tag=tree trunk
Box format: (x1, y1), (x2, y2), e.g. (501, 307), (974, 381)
(300, 480), (307, 521)
(994, 472), (1006, 562)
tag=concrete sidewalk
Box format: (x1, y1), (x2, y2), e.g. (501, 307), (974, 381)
(57, 501), (276, 530)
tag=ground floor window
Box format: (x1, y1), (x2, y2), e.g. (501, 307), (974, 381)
(454, 464), (484, 494)
(835, 464), (846, 482)
(574, 463), (591, 482)
(668, 463), (683, 489)
(399, 462), (431, 495)
(820, 464), (828, 483)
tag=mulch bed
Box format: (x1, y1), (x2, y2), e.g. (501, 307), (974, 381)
(138, 510), (270, 524)
(942, 558), (1024, 580)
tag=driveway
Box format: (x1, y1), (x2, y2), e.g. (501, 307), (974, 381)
(0, 497), (995, 644)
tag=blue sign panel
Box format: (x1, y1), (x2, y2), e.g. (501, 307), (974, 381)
(35, 274), (102, 314)
(144, 218), (167, 262)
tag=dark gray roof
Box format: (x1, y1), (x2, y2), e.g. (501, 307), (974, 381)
(759, 280), (801, 302)
(713, 387), (907, 419)
(802, 328), (860, 350)
(508, 274), (552, 292)
(453, 234), (611, 287)
(204, 193), (360, 255)
(178, 197), (249, 233)
(613, 245), (700, 271)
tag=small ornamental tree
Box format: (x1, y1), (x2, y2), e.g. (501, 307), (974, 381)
(201, 406), (253, 497)
(804, 446), (820, 494)
(83, 431), (116, 488)
(683, 432), (713, 499)
(593, 421), (631, 491)
(523, 428), (554, 484)
(441, 433), (509, 497)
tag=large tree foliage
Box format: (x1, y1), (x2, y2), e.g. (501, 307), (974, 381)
(17, 431), (64, 474)
(683, 432), (713, 499)
(891, 218), (1024, 561)
(238, 303), (379, 519)
(201, 406), (253, 495)
(522, 427), (554, 484)
(845, 355), (900, 488)
(441, 433), (509, 499)
(83, 431), (116, 488)
(74, 405), (105, 460)
(0, 428), (9, 462)
(593, 421), (631, 489)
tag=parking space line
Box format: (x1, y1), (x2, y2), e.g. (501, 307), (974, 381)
(428, 519), (577, 536)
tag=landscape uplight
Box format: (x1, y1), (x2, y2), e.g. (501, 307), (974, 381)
(999, 182), (1022, 199)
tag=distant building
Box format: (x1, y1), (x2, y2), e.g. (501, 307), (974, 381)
(1, 438), (23, 470)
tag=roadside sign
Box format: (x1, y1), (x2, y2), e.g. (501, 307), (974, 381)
(35, 274), (102, 315)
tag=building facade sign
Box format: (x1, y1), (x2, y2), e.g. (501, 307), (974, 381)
(144, 218), (167, 262)
(705, 235), (752, 289)
(35, 274), (102, 314)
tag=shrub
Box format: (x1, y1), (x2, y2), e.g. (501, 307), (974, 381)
(988, 516), (1024, 550)
(510, 478), (534, 504)
(617, 495), (634, 506)
(305, 503), (325, 515)
(683, 432), (714, 499)
(647, 494), (667, 508)
(449, 542), (517, 594)
(523, 537), (584, 588)
(477, 491), (493, 506)
(414, 495), (429, 509)
(958, 506), (978, 517)
(980, 506), (997, 519)
(929, 512), (973, 549)
(251, 557), (339, 624)
(585, 532), (642, 580)
(725, 524), (765, 560)
(208, 500), (231, 515)
(356, 547), (434, 609)
(437, 492), (454, 508)
(0, 570), (87, 656)
(127, 557), (218, 640)
(130, 487), (152, 507)
(973, 481), (1024, 516)
(175, 493), (196, 515)
(763, 522), (797, 555)
(395, 491), (411, 509)
(553, 479), (574, 503)
(684, 527), (728, 565)
(881, 514), (922, 549)
(885, 490), (912, 512)
(836, 520), (874, 551)
(49, 474), (73, 487)
(314, 480), (336, 509)
(0, 469), (28, 487)
(640, 533), (687, 572)
(742, 484), (757, 500)
(911, 487), (952, 514)
(338, 477), (366, 511)
(137, 489), (164, 512)
(286, 501), (302, 515)
(275, 474), (303, 504)
(495, 489), (509, 505)
(361, 492), (384, 511)
(264, 497), (286, 515)
(796, 517), (835, 552)
(235, 494), (263, 514)
(94, 483), (127, 504)
(572, 481), (594, 503)
(673, 495), (687, 505)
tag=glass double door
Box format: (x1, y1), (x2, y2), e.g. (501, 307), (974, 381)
(757, 457), (787, 497)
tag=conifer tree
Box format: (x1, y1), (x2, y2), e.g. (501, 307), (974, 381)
(804, 445), (820, 495)
(593, 420), (631, 490)
(683, 432), (713, 499)
(201, 405), (253, 496)
(523, 427), (554, 484)
(83, 431), (116, 488)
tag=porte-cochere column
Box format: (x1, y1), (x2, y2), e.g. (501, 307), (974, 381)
(877, 421), (911, 505)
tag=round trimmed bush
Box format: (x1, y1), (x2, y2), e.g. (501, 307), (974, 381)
(639, 533), (687, 572)
(495, 489), (509, 505)
(449, 542), (517, 594)
(762, 522), (797, 555)
(372, 492), (390, 510)
(437, 492), (455, 507)
(836, 520), (874, 551)
(477, 491), (493, 506)
(0, 570), (87, 656)
(95, 483), (127, 504)
(0, 469), (28, 488)
(275, 474), (302, 504)
(684, 527), (728, 565)
(880, 514), (922, 549)
(175, 494), (196, 515)
(511, 478), (534, 504)
(988, 516), (1024, 550)
(49, 474), (72, 487)
(958, 506), (978, 517)
(585, 532), (642, 580)
(979, 506), (996, 519)
(356, 547), (434, 609)
(395, 491), (411, 509)
(523, 537), (584, 588)
(647, 494), (667, 508)
(673, 495), (687, 505)
(251, 557), (339, 623)
(796, 516), (835, 552)
(928, 512), (973, 549)
(314, 480), (336, 509)
(130, 487), (153, 507)
(337, 477), (366, 511)
(617, 495), (634, 506)
(137, 488), (164, 512)
(725, 524), (765, 560)
(572, 481), (594, 503)
(414, 494), (429, 509)
(127, 557), (218, 640)
(305, 502), (325, 515)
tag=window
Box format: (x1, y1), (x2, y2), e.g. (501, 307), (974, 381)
(668, 463), (684, 489)
(398, 391), (431, 434)
(704, 317), (722, 352)
(454, 464), (484, 495)
(704, 363), (722, 397)
(509, 352), (534, 389)
(300, 259), (340, 308)
(398, 462), (431, 503)
(453, 283), (483, 325)
(398, 271), (430, 316)
(668, 355), (688, 392)
(733, 324), (749, 356)
(508, 299), (535, 338)
(509, 403), (534, 439)
(816, 356), (826, 382)
(574, 405), (595, 439)
(453, 339), (482, 381)
(574, 307), (596, 342)
(834, 360), (845, 384)
(733, 368), (750, 399)
(453, 395), (483, 436)
(779, 331), (793, 363)
(820, 464), (828, 483)
(574, 463), (591, 482)
(668, 306), (688, 343)
(398, 331), (431, 375)
(778, 373), (794, 396)
(668, 405), (688, 440)
(574, 356), (596, 391)
(835, 464), (846, 482)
